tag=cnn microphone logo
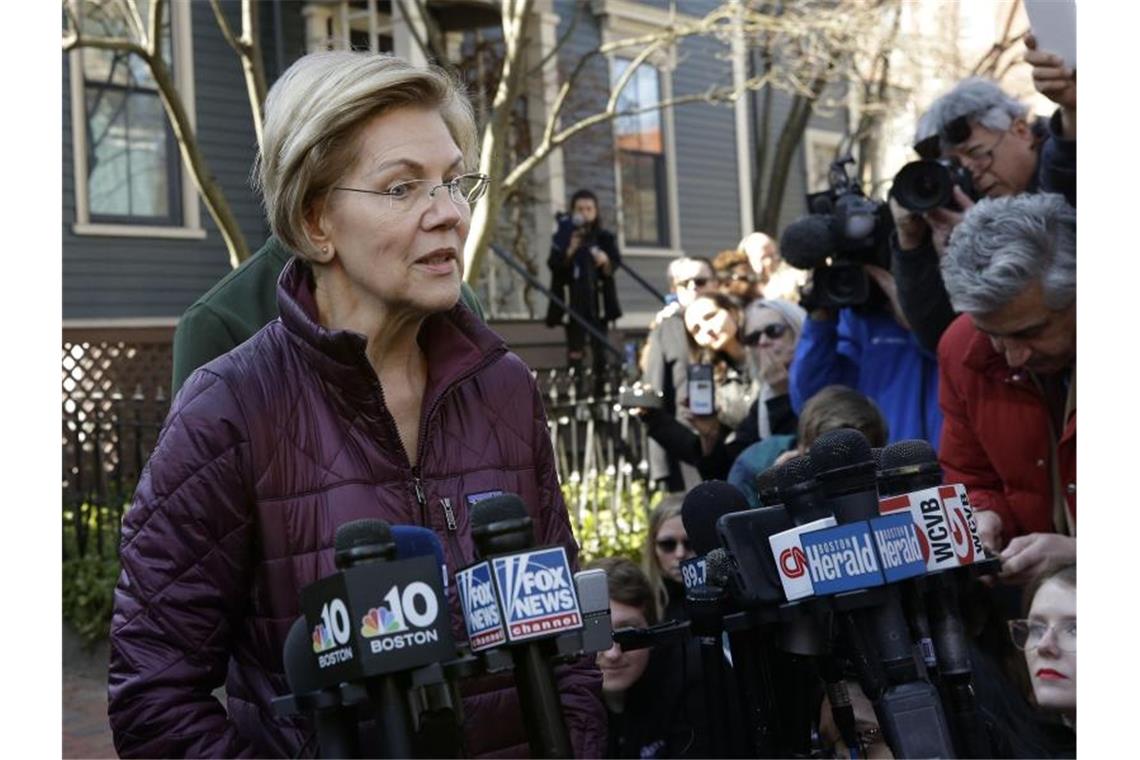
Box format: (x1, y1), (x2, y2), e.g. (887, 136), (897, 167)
(780, 546), (807, 578)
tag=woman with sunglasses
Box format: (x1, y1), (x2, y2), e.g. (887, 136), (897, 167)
(642, 495), (696, 621)
(642, 298), (806, 483)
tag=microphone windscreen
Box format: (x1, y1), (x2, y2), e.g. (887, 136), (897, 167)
(809, 428), (873, 474)
(392, 525), (446, 566)
(681, 480), (750, 555)
(754, 466), (781, 505)
(471, 493), (528, 528)
(775, 454), (816, 493)
(283, 616), (319, 694)
(705, 548), (734, 588)
(870, 447), (883, 471)
(880, 439), (937, 470)
(779, 214), (834, 270)
(334, 518), (392, 553)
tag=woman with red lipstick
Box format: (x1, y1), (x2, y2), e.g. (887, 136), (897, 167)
(1011, 563), (1077, 736)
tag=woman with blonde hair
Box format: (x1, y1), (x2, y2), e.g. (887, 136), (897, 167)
(106, 51), (603, 757)
(642, 494), (696, 621)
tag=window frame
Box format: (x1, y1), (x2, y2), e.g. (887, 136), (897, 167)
(68, 0), (203, 240)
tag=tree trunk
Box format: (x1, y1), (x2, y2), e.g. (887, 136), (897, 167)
(150, 54), (251, 267)
(759, 77), (824, 232)
(463, 0), (534, 284)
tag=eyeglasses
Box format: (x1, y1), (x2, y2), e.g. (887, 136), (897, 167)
(721, 272), (757, 284)
(679, 277), (711, 289)
(656, 537), (689, 553)
(333, 173), (489, 212)
(1008, 618), (1077, 652)
(954, 129), (1008, 175)
(743, 323), (790, 345)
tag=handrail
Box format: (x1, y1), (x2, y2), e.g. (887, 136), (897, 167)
(488, 243), (625, 361)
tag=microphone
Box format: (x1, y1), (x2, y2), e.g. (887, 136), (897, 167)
(808, 430), (956, 759)
(680, 481), (752, 591)
(879, 440), (993, 758)
(467, 494), (578, 759)
(680, 483), (754, 757)
(298, 518), (456, 758)
(281, 616), (363, 758)
(778, 214), (834, 271)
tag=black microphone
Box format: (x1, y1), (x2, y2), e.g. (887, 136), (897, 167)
(297, 519), (457, 758)
(879, 440), (992, 758)
(282, 616), (362, 758)
(809, 430), (956, 759)
(680, 483), (754, 757)
(753, 465), (783, 507)
(778, 214), (834, 271)
(468, 494), (576, 759)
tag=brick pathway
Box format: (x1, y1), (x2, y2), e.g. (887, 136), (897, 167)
(63, 624), (115, 759)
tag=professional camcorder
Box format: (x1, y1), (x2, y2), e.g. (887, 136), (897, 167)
(780, 157), (892, 309)
(891, 157), (978, 212)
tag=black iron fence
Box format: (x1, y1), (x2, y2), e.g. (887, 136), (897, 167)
(61, 358), (659, 562)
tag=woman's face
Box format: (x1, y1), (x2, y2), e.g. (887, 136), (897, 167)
(747, 307), (796, 367)
(1025, 579), (1077, 714)
(596, 600), (651, 695)
(312, 106), (468, 317)
(654, 515), (695, 583)
(684, 297), (737, 351)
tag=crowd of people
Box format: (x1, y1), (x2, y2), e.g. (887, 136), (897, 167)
(104, 26), (1076, 760)
(567, 30), (1077, 760)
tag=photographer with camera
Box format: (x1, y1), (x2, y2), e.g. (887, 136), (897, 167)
(889, 36), (1076, 354)
(779, 158), (942, 450)
(545, 189), (623, 392)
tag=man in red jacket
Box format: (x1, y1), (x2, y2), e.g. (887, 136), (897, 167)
(938, 192), (1075, 585)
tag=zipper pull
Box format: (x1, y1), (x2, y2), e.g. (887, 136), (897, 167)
(441, 497), (458, 532)
(413, 476), (426, 508)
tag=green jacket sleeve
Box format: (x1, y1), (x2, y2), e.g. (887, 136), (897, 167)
(171, 305), (243, 398)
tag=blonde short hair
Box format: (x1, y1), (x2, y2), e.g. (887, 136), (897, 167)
(254, 51), (478, 257)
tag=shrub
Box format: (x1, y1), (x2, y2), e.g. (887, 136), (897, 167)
(563, 473), (660, 565)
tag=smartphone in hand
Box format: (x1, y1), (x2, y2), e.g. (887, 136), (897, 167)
(688, 363), (715, 416)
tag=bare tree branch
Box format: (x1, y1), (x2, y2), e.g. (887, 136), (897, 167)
(146, 0), (163, 58)
(208, 0), (241, 56)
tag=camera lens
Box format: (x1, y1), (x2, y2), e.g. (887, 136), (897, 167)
(892, 160), (953, 212)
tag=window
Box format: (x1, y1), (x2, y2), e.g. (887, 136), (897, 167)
(82, 4), (178, 223)
(612, 58), (670, 248)
(803, 128), (845, 195)
(68, 1), (200, 237)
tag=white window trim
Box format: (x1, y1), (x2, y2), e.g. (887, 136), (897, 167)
(803, 127), (846, 194)
(69, 1), (202, 239)
(596, 2), (683, 257)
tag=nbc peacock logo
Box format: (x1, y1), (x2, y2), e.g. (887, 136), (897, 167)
(311, 623), (337, 653)
(360, 605), (407, 638)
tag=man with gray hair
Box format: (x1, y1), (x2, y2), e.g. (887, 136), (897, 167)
(937, 193), (1075, 586)
(889, 34), (1077, 354)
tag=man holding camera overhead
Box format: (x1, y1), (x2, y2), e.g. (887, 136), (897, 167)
(888, 35), (1076, 354)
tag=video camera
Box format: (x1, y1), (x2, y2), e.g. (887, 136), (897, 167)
(780, 156), (892, 309)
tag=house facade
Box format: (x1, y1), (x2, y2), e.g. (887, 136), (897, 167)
(62, 0), (848, 374)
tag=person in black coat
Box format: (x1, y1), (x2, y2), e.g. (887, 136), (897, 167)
(546, 189), (622, 391)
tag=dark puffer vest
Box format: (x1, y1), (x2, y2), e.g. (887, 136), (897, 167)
(108, 259), (605, 757)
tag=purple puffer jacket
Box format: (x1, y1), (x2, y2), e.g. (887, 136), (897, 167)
(107, 259), (606, 758)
